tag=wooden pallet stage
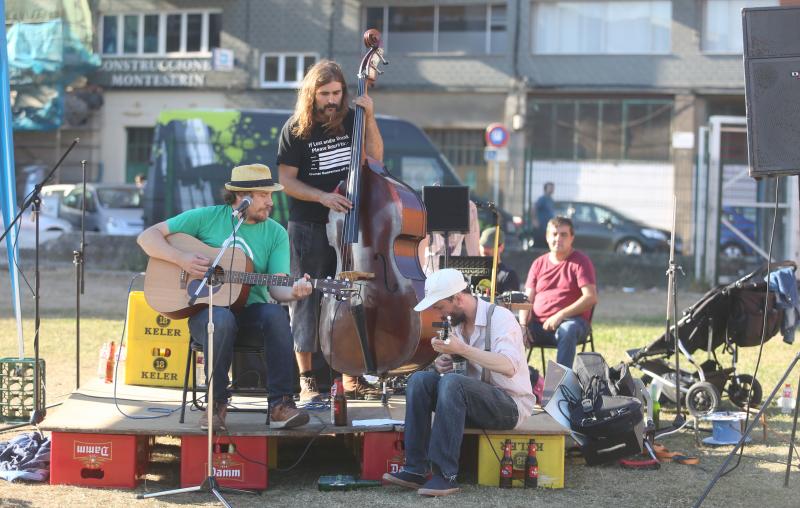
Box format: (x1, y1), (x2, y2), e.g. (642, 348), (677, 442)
(39, 378), (567, 438)
(40, 379), (569, 489)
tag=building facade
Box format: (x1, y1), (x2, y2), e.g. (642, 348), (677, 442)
(28, 0), (792, 263)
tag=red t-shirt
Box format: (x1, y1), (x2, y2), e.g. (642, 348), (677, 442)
(525, 250), (596, 323)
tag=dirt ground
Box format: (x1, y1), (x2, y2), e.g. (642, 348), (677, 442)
(0, 267), (798, 507)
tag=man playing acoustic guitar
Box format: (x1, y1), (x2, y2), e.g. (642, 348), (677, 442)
(137, 163), (313, 431)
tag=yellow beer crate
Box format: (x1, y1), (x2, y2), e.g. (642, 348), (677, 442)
(124, 291), (190, 388)
(477, 433), (565, 489)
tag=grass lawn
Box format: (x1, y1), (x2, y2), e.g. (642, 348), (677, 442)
(0, 268), (799, 507)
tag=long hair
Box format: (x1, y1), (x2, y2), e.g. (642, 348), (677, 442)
(290, 60), (349, 139)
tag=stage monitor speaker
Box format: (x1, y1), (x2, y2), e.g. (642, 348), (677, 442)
(422, 185), (470, 233)
(743, 6), (800, 177)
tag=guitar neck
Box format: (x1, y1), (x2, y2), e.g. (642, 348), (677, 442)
(225, 271), (305, 288)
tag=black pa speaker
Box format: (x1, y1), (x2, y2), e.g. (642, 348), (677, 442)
(422, 185), (470, 233)
(743, 6), (800, 177)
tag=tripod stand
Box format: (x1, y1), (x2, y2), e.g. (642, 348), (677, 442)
(0, 138), (79, 425)
(138, 208), (256, 505)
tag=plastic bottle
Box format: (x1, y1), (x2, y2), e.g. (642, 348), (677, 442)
(782, 384), (793, 415)
(650, 383), (661, 428)
(104, 341), (116, 383)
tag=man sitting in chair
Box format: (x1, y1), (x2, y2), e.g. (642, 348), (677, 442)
(519, 216), (597, 368)
(137, 163), (313, 431)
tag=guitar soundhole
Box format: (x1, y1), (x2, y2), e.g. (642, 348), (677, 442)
(186, 267), (225, 300)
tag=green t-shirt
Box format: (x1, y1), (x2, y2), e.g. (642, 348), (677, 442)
(165, 205), (290, 305)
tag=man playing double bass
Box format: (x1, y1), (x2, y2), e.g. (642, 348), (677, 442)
(278, 59), (383, 402)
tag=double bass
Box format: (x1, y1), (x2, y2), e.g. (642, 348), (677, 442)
(319, 29), (437, 376)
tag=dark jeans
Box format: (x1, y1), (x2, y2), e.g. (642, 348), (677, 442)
(288, 221), (337, 353)
(403, 371), (518, 480)
(188, 303), (294, 406)
(527, 316), (589, 368)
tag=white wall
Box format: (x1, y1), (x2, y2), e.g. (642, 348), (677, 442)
(99, 90), (231, 183)
(527, 160), (676, 230)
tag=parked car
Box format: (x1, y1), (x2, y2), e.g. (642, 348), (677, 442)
(0, 210), (73, 249)
(720, 206), (757, 259)
(39, 184), (76, 218)
(543, 201), (681, 255)
(59, 183), (144, 235)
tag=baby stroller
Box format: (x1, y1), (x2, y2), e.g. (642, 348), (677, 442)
(627, 261), (794, 417)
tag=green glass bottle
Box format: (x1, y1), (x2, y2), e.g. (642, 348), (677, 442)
(317, 475), (381, 491)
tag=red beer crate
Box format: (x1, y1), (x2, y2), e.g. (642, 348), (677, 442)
(181, 435), (269, 490)
(50, 432), (151, 488)
(360, 431), (405, 480)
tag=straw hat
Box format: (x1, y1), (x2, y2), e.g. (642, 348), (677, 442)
(225, 163), (284, 192)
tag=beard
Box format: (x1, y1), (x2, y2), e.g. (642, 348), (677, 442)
(447, 310), (467, 327)
(317, 103), (342, 118)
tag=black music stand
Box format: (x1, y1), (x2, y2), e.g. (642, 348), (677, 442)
(422, 185), (470, 268)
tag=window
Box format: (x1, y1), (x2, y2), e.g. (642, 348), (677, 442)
(532, 1), (671, 54)
(702, 0), (778, 53)
(100, 11), (221, 56)
(527, 98), (673, 161)
(365, 4), (507, 54)
(259, 54), (318, 88)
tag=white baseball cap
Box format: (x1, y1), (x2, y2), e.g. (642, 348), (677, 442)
(414, 268), (469, 312)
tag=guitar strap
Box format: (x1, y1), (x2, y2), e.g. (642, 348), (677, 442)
(481, 303), (496, 383)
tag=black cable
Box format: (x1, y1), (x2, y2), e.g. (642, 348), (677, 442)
(230, 424), (330, 471)
(720, 176), (780, 479)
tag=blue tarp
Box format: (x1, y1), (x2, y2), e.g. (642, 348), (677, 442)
(6, 3), (100, 131)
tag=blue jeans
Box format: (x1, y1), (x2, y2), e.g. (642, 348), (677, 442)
(188, 303), (295, 406)
(403, 371), (518, 480)
(527, 316), (590, 368)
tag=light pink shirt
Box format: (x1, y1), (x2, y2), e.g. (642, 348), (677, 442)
(453, 297), (536, 428)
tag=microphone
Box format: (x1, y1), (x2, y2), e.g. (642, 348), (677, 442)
(232, 197), (252, 218)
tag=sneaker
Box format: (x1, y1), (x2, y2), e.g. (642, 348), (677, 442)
(270, 396), (310, 429)
(417, 474), (460, 497)
(382, 469), (428, 490)
(199, 402), (227, 431)
(343, 376), (382, 401)
(299, 374), (323, 403)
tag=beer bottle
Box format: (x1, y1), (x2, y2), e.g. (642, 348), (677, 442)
(524, 440), (538, 489)
(104, 341), (116, 383)
(332, 378), (348, 426)
(499, 439), (514, 488)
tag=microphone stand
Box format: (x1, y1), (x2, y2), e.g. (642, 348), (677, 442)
(74, 160), (86, 388)
(486, 201), (500, 303)
(0, 138), (79, 425)
(139, 206), (256, 505)
(664, 194), (685, 429)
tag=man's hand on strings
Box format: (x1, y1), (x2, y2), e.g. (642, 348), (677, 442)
(180, 253), (211, 278)
(292, 273), (313, 300)
(353, 95), (374, 118)
(320, 192), (352, 213)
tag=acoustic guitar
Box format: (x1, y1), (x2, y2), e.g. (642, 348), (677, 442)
(143, 233), (354, 319)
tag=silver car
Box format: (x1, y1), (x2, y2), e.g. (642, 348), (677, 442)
(60, 183), (144, 235)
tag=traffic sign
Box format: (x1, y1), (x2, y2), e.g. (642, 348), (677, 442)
(485, 123), (509, 148)
(484, 147), (509, 162)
